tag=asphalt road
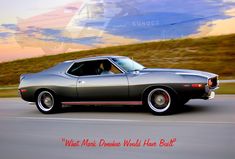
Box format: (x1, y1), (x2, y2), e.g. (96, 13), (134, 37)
(0, 95), (235, 159)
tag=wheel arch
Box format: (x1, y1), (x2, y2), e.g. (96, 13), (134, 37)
(141, 85), (179, 102)
(34, 88), (57, 100)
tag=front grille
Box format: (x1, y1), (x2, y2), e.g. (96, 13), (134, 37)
(209, 77), (218, 88)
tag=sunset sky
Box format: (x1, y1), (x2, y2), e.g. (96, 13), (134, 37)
(1, 0), (235, 62)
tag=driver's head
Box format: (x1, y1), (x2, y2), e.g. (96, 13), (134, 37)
(103, 61), (112, 71)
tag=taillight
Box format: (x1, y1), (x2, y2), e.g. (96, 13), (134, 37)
(192, 84), (203, 88)
(19, 89), (27, 93)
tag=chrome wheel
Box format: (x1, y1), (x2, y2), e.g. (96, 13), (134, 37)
(37, 91), (54, 112)
(147, 88), (171, 113)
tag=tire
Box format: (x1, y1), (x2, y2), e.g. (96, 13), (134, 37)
(144, 88), (177, 115)
(35, 90), (61, 114)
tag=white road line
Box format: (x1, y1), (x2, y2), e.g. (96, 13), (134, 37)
(13, 116), (235, 125)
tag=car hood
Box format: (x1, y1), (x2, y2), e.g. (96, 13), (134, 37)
(140, 68), (218, 79)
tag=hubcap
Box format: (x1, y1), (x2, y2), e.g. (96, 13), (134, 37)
(44, 97), (53, 107)
(155, 95), (166, 106)
(37, 91), (54, 112)
(147, 88), (171, 113)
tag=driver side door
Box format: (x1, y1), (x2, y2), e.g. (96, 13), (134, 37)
(68, 59), (129, 101)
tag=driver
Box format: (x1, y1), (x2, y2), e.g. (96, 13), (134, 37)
(101, 61), (114, 75)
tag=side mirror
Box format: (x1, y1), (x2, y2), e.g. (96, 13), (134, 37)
(132, 70), (140, 75)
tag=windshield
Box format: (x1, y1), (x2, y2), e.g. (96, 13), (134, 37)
(112, 57), (145, 72)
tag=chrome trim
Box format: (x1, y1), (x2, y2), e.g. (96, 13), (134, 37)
(65, 57), (126, 78)
(176, 72), (210, 78)
(65, 61), (78, 78)
(208, 91), (215, 100)
(108, 58), (127, 73)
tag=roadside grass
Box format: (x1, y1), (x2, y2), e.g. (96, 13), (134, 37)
(0, 83), (234, 98)
(0, 34), (235, 86)
(215, 83), (235, 94)
(0, 89), (18, 98)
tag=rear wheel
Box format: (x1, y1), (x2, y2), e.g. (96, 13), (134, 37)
(36, 90), (61, 114)
(145, 88), (177, 115)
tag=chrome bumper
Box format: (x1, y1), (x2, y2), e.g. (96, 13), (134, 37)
(208, 91), (215, 99)
(202, 90), (215, 100)
(200, 76), (219, 100)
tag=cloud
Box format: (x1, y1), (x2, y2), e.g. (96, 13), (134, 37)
(189, 7), (235, 37)
(38, 36), (102, 45)
(55, 36), (102, 45)
(17, 26), (102, 45)
(70, 0), (234, 40)
(37, 28), (102, 45)
(39, 28), (62, 36)
(1, 24), (19, 31)
(222, 0), (235, 3)
(65, 6), (79, 11)
(0, 32), (12, 39)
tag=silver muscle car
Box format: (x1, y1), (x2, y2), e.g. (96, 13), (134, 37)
(19, 56), (219, 115)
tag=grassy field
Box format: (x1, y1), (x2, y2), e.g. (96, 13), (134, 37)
(0, 34), (235, 87)
(215, 83), (235, 94)
(0, 83), (234, 98)
(0, 89), (18, 98)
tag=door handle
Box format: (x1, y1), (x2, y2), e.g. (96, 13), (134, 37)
(78, 80), (85, 84)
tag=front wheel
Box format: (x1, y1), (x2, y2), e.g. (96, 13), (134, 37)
(145, 88), (176, 115)
(36, 90), (61, 114)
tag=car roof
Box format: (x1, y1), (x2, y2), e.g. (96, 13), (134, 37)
(64, 55), (127, 63)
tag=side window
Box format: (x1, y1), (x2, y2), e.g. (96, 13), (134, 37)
(67, 61), (100, 76)
(67, 62), (85, 76)
(67, 60), (122, 77)
(99, 60), (122, 75)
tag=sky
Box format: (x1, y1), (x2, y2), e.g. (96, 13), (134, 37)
(0, 0), (76, 23)
(0, 0), (235, 62)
